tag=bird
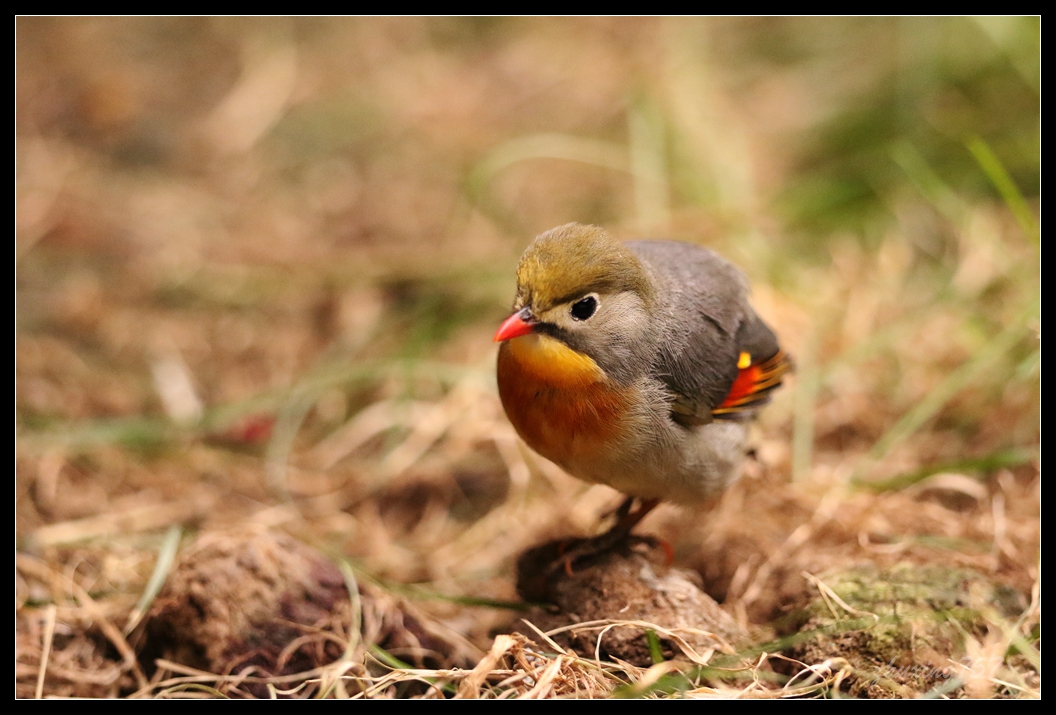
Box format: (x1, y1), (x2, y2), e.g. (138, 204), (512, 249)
(494, 223), (790, 545)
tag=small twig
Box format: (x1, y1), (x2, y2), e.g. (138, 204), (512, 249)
(803, 572), (880, 626)
(35, 604), (57, 699)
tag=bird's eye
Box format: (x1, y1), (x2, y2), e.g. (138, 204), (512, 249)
(570, 295), (598, 321)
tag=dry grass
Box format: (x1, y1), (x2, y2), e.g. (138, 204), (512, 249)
(17, 18), (1038, 698)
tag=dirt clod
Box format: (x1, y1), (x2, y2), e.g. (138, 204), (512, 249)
(782, 565), (1029, 698)
(140, 528), (352, 694)
(513, 537), (747, 667)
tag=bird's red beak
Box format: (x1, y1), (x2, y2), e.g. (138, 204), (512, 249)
(493, 308), (536, 342)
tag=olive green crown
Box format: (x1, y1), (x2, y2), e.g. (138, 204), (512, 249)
(516, 224), (652, 310)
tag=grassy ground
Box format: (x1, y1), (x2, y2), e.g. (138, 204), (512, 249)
(17, 17), (1038, 698)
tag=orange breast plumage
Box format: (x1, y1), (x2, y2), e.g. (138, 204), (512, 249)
(496, 333), (631, 470)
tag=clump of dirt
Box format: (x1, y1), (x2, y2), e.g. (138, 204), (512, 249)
(512, 537), (748, 667)
(139, 527), (476, 697)
(139, 528), (351, 694)
(779, 565), (1029, 698)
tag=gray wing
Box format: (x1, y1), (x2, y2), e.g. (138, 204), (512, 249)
(628, 240), (781, 426)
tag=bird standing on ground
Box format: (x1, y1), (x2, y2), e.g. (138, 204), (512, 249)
(494, 223), (790, 537)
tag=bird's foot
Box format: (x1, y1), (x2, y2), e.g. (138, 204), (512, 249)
(516, 497), (671, 602)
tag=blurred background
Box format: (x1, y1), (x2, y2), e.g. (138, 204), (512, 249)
(16, 17), (1039, 696)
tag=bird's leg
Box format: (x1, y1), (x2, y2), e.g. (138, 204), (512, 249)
(609, 497), (659, 537)
(556, 497), (662, 576)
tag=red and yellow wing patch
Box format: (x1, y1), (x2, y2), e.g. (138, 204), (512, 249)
(712, 349), (792, 419)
